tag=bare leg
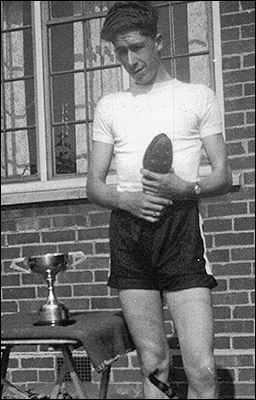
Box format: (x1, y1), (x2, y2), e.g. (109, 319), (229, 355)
(119, 289), (170, 399)
(165, 288), (218, 399)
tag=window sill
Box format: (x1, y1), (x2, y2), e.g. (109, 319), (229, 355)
(1, 171), (241, 206)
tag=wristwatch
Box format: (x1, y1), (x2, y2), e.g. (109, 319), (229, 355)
(193, 182), (202, 196)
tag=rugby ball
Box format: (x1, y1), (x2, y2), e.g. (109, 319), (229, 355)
(142, 133), (173, 173)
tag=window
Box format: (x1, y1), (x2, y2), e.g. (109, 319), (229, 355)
(1, 1), (224, 205)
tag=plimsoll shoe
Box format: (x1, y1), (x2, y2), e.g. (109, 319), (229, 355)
(148, 370), (186, 399)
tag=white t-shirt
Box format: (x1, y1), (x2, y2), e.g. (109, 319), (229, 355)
(93, 79), (222, 192)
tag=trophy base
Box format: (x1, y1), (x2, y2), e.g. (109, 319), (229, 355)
(33, 319), (76, 327)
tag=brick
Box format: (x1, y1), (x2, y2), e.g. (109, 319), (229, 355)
(74, 214), (93, 228)
(208, 202), (248, 218)
(225, 112), (245, 128)
(42, 230), (75, 243)
(241, 1), (256, 10)
(213, 306), (231, 319)
(11, 370), (38, 383)
(73, 284), (108, 297)
(81, 256), (110, 270)
(1, 219), (16, 232)
(8, 233), (40, 245)
(8, 358), (19, 368)
(212, 279), (227, 292)
(89, 212), (111, 227)
(222, 39), (255, 55)
(212, 292), (249, 305)
(207, 249), (230, 263)
(221, 11), (255, 27)
(78, 228), (109, 241)
(21, 357), (54, 368)
(17, 218), (38, 232)
(19, 300), (45, 314)
(2, 287), (36, 299)
(22, 245), (57, 257)
(231, 247), (255, 261)
(95, 241), (110, 254)
(214, 336), (231, 349)
(233, 305), (255, 319)
(244, 171), (255, 185)
(221, 27), (240, 42)
(1, 247), (21, 260)
(215, 232), (254, 247)
(52, 215), (76, 228)
(230, 277), (255, 291)
(213, 262), (252, 276)
(214, 320), (254, 334)
(1, 274), (20, 286)
(238, 368), (255, 382)
(234, 217), (255, 230)
(246, 112), (255, 125)
(225, 96), (255, 112)
(248, 139), (255, 153)
(94, 270), (109, 282)
(220, 1), (240, 13)
(243, 53), (255, 67)
(58, 242), (93, 257)
(22, 273), (45, 285)
(225, 125), (255, 140)
(227, 142), (246, 156)
(1, 301), (18, 313)
(204, 219), (232, 233)
(38, 370), (56, 382)
(234, 382), (256, 397)
(35, 204), (70, 216)
(58, 270), (93, 284)
(241, 24), (255, 38)
(91, 297), (121, 310)
(224, 84), (243, 98)
(244, 82), (255, 96)
(223, 69), (255, 84)
(38, 218), (52, 229)
(64, 297), (90, 310)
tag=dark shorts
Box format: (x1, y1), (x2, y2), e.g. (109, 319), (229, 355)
(108, 201), (217, 292)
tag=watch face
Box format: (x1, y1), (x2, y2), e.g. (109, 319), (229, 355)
(195, 183), (201, 195)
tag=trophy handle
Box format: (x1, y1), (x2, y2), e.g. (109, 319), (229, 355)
(10, 257), (30, 273)
(68, 251), (86, 268)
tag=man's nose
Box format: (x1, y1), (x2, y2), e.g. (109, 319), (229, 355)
(127, 50), (138, 66)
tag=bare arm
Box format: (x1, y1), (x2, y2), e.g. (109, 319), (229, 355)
(141, 133), (232, 200)
(86, 141), (172, 222)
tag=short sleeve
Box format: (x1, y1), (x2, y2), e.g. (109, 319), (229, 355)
(198, 86), (223, 138)
(93, 97), (114, 145)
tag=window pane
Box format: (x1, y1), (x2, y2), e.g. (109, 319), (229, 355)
(1, 1), (37, 180)
(85, 19), (118, 68)
(3, 30), (33, 79)
(53, 123), (89, 175)
(5, 79), (35, 129)
(173, 1), (209, 56)
(2, 1), (31, 29)
(175, 54), (211, 85)
(51, 73), (86, 123)
(87, 67), (123, 116)
(1, 128), (36, 178)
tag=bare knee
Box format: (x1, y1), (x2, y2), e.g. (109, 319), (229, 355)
(139, 342), (170, 378)
(186, 357), (217, 385)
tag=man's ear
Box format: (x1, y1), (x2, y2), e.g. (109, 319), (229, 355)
(155, 33), (164, 51)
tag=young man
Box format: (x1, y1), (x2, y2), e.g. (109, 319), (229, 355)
(87, 2), (232, 399)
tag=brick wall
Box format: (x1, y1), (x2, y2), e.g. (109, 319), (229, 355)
(1, 1), (255, 399)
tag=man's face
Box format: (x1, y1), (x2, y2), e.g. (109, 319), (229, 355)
(114, 31), (163, 85)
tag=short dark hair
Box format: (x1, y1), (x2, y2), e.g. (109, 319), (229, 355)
(101, 1), (159, 43)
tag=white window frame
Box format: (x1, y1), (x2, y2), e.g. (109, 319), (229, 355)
(1, 1), (227, 206)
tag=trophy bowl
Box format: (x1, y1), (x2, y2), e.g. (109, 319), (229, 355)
(11, 252), (86, 327)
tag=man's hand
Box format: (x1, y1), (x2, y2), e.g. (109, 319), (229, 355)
(119, 190), (173, 223)
(141, 168), (192, 200)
